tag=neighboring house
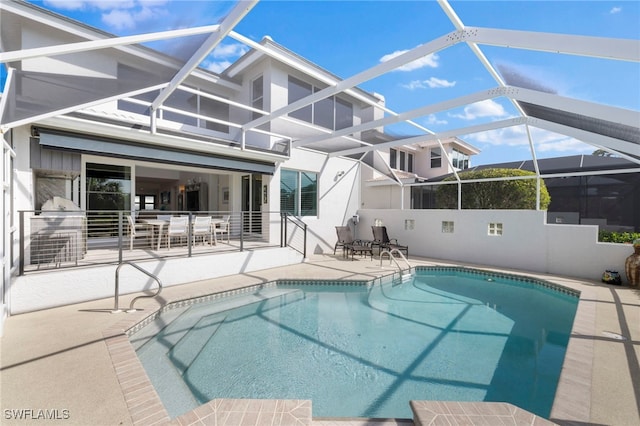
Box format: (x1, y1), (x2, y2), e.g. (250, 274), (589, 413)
(361, 132), (480, 209)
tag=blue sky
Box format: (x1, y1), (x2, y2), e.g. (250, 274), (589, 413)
(13, 1), (640, 165)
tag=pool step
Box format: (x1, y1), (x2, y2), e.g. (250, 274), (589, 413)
(168, 312), (227, 374)
(173, 288), (307, 375)
(135, 328), (201, 417)
(129, 304), (193, 351)
(133, 287), (307, 418)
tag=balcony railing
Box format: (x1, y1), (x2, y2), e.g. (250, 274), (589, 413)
(18, 210), (306, 275)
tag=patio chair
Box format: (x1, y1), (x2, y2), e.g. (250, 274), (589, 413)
(334, 226), (372, 260)
(127, 215), (152, 251)
(371, 225), (408, 258)
(166, 216), (189, 249)
(214, 215), (230, 244)
(192, 216), (212, 246)
(334, 226), (353, 255)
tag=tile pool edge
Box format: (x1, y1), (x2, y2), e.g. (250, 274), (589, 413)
(103, 265), (593, 425)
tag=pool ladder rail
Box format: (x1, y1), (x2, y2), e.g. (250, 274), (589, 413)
(380, 248), (413, 280)
(112, 261), (164, 313)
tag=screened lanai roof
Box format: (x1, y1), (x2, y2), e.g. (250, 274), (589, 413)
(1, 0), (639, 173)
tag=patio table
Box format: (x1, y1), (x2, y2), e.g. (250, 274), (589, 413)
(138, 218), (168, 250)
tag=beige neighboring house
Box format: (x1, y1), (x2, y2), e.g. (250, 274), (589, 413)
(361, 130), (480, 209)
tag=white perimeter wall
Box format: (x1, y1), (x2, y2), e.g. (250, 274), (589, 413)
(10, 248), (302, 314)
(356, 209), (631, 282)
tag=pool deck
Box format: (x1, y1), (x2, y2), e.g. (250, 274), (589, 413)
(1, 254), (639, 425)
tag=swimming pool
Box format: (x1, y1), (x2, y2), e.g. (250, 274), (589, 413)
(131, 267), (578, 419)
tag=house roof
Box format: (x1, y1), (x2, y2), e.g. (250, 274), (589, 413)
(424, 155), (639, 183)
(0, 0), (638, 180)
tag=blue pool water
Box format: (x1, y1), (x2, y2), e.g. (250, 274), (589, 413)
(132, 268), (578, 419)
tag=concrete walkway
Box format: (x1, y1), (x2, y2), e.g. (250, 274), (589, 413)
(1, 254), (639, 425)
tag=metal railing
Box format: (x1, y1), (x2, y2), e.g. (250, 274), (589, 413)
(18, 210), (307, 274)
(380, 248), (412, 276)
(113, 261), (163, 313)
(281, 212), (307, 259)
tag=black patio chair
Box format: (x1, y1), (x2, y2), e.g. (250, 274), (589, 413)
(371, 225), (408, 258)
(334, 226), (373, 260)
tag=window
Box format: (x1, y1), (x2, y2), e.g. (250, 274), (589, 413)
(120, 83), (230, 133)
(335, 98), (353, 130)
(252, 76), (264, 120)
(488, 223), (503, 236)
(86, 163), (131, 211)
(200, 96), (229, 133)
(313, 87), (334, 129)
(442, 221), (454, 233)
(452, 148), (470, 170)
(288, 76), (313, 122)
(280, 169), (318, 216)
(164, 90), (198, 126)
(135, 195), (156, 211)
(287, 75), (353, 130)
(431, 148), (442, 168)
(390, 149), (414, 173)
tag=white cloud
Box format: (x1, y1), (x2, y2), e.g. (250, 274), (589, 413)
(43, 0), (88, 10)
(100, 2), (168, 31)
(44, 0), (138, 11)
(450, 99), (507, 120)
(424, 114), (448, 126)
(201, 43), (250, 74)
(204, 60), (233, 74)
(535, 136), (594, 153)
(467, 126), (594, 155)
(94, 1), (137, 11)
(212, 43), (249, 59)
(402, 77), (456, 90)
(102, 9), (136, 30)
(610, 6), (622, 14)
(468, 125), (529, 148)
(380, 49), (439, 72)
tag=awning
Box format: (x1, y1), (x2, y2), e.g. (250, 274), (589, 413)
(37, 129), (275, 175)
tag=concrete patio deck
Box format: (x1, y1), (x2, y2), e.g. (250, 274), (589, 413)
(1, 254), (639, 425)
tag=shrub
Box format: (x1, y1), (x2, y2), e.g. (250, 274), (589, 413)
(598, 231), (640, 244)
(436, 168), (551, 210)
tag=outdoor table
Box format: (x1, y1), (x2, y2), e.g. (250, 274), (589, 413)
(138, 218), (168, 250)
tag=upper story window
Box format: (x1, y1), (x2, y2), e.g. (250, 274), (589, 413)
(452, 148), (470, 170)
(390, 148), (413, 173)
(287, 76), (353, 131)
(251, 75), (264, 120)
(430, 147), (442, 168)
(118, 84), (230, 134)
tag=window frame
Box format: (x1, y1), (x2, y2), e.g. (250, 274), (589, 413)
(431, 148), (442, 169)
(251, 75), (264, 120)
(280, 169), (318, 217)
(287, 75), (353, 131)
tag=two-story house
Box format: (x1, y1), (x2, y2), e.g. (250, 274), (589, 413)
(360, 130), (480, 209)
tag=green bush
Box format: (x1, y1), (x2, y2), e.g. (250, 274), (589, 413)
(436, 168), (551, 210)
(598, 231), (640, 244)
